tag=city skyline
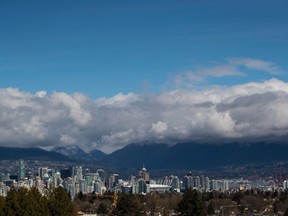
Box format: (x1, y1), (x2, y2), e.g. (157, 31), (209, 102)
(0, 0), (287, 153)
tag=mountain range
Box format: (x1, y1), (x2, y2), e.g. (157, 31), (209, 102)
(101, 142), (288, 169)
(1, 142), (288, 170)
(0, 147), (70, 161)
(53, 146), (107, 161)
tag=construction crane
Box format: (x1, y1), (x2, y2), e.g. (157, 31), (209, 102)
(96, 191), (118, 208)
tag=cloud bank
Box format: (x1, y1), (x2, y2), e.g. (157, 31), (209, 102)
(1, 78), (288, 153)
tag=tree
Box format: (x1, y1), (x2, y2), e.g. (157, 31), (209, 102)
(16, 187), (30, 216)
(284, 207), (288, 216)
(0, 196), (5, 216)
(4, 188), (20, 216)
(207, 201), (215, 215)
(111, 194), (144, 216)
(145, 192), (159, 216)
(26, 187), (49, 216)
(78, 191), (84, 201)
(176, 189), (206, 216)
(47, 186), (76, 216)
(97, 202), (108, 215)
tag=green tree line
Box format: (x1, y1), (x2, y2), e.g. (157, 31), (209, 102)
(0, 187), (76, 216)
(75, 189), (288, 216)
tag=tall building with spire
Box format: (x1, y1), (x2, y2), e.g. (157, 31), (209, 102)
(139, 165), (149, 183)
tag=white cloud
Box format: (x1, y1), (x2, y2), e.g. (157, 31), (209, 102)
(151, 121), (168, 138)
(35, 91), (47, 98)
(170, 58), (285, 88)
(0, 78), (288, 153)
(172, 65), (244, 88)
(230, 58), (283, 74)
(199, 65), (244, 77)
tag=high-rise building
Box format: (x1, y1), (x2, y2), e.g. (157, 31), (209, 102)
(38, 167), (49, 180)
(74, 166), (83, 182)
(79, 179), (87, 193)
(132, 181), (139, 194)
(97, 169), (105, 183)
(138, 179), (149, 194)
(193, 176), (200, 190)
(212, 179), (219, 191)
(19, 159), (25, 180)
(171, 176), (180, 192)
(108, 174), (119, 190)
(283, 180), (288, 190)
(139, 165), (149, 183)
(223, 180), (229, 191)
(183, 175), (193, 190)
(205, 177), (210, 192)
(60, 168), (72, 180)
(200, 175), (205, 189)
(94, 179), (105, 194)
(0, 173), (5, 182)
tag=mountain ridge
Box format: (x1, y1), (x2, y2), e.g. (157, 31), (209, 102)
(52, 146), (107, 161)
(101, 142), (288, 169)
(1, 142), (288, 170)
(0, 146), (72, 161)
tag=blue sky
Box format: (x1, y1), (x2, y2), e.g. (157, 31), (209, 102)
(0, 0), (288, 152)
(1, 0), (287, 98)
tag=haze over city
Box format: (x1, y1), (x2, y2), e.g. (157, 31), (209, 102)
(0, 0), (287, 154)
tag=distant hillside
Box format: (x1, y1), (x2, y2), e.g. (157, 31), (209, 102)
(52, 146), (107, 161)
(102, 142), (288, 169)
(0, 147), (71, 161)
(2, 142), (288, 170)
(89, 149), (107, 160)
(101, 143), (169, 169)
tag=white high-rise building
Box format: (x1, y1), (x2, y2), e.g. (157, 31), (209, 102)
(283, 180), (288, 190)
(193, 176), (200, 190)
(79, 179), (87, 193)
(172, 176), (180, 192)
(74, 166), (83, 182)
(212, 179), (219, 191)
(205, 177), (210, 192)
(223, 180), (229, 191)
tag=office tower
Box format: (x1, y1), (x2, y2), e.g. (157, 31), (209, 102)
(172, 176), (180, 192)
(183, 175), (193, 190)
(205, 177), (210, 192)
(68, 183), (76, 199)
(0, 173), (5, 182)
(38, 167), (49, 180)
(223, 180), (229, 191)
(139, 165), (149, 183)
(200, 175), (205, 189)
(97, 169), (105, 182)
(94, 179), (105, 194)
(19, 159), (25, 180)
(283, 180), (288, 190)
(109, 174), (119, 189)
(132, 181), (139, 194)
(74, 166), (83, 181)
(138, 179), (148, 194)
(60, 168), (72, 180)
(79, 179), (87, 193)
(193, 176), (200, 190)
(212, 179), (219, 191)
